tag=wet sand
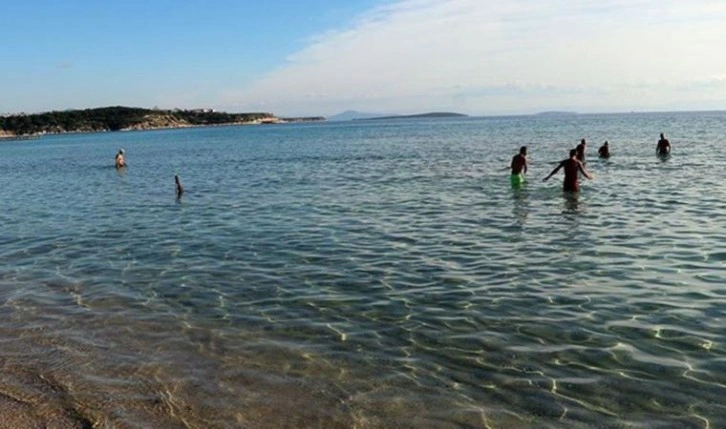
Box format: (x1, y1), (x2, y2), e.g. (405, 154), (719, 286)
(0, 364), (93, 429)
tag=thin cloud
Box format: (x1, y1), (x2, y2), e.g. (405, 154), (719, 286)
(223, 0), (726, 115)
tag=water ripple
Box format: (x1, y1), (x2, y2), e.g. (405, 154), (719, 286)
(1, 115), (726, 427)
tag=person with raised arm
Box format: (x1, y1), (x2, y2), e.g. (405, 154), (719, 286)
(543, 148), (593, 192)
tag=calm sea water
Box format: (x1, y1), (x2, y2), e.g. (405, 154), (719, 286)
(1, 112), (725, 428)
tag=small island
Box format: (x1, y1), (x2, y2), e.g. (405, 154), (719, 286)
(0, 106), (324, 138)
(360, 112), (467, 121)
(535, 111), (578, 117)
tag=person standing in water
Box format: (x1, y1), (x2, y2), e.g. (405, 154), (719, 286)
(656, 133), (671, 155)
(175, 175), (184, 199)
(510, 146), (528, 187)
(575, 139), (587, 164)
(598, 141), (610, 158)
(543, 148), (593, 192)
(115, 148), (126, 168)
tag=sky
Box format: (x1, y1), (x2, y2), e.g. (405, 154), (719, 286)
(1, 0), (725, 117)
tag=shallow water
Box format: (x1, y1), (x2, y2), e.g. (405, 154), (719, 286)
(1, 112), (725, 428)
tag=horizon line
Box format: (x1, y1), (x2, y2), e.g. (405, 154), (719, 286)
(2, 105), (726, 119)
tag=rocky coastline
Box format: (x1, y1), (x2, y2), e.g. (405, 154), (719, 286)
(0, 107), (325, 140)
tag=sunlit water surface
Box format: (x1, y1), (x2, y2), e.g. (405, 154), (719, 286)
(1, 112), (725, 428)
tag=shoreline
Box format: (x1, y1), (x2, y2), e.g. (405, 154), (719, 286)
(0, 117), (326, 141)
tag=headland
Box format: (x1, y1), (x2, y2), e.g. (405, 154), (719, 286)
(0, 106), (324, 139)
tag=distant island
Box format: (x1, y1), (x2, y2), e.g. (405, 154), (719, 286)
(327, 110), (385, 121)
(535, 111), (578, 116)
(359, 112), (467, 121)
(0, 106), (324, 138)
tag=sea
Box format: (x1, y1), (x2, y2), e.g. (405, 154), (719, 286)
(0, 111), (725, 428)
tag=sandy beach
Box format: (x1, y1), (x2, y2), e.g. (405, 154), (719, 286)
(0, 363), (93, 429)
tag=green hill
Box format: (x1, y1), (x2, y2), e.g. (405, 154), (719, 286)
(0, 106), (275, 136)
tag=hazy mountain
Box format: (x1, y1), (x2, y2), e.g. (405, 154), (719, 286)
(327, 110), (386, 121)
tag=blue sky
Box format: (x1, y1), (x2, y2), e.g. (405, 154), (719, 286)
(2, 0), (725, 116)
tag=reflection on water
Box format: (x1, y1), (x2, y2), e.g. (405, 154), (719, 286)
(1, 113), (726, 427)
(562, 191), (582, 214)
(511, 186), (530, 226)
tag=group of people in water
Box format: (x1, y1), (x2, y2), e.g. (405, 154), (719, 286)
(114, 148), (184, 198)
(113, 132), (673, 199)
(510, 133), (671, 192)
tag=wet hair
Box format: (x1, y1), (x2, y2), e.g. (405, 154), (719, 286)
(580, 139), (586, 144)
(519, 146), (527, 154)
(570, 149), (578, 157)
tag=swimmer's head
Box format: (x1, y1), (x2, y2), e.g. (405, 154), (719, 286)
(519, 146), (527, 155)
(570, 149), (577, 157)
